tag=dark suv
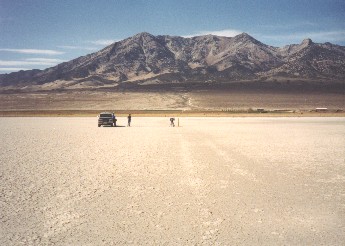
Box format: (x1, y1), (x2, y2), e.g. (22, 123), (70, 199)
(98, 112), (117, 127)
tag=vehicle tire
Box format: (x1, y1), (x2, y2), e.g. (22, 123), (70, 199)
(98, 124), (101, 127)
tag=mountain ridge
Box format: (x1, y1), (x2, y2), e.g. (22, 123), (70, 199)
(1, 32), (344, 91)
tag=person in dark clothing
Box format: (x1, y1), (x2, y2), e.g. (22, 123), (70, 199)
(112, 113), (117, 127)
(170, 117), (175, 127)
(127, 114), (132, 127)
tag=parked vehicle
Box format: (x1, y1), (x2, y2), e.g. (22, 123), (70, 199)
(98, 112), (116, 127)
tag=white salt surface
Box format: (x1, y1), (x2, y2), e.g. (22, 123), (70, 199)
(0, 117), (344, 245)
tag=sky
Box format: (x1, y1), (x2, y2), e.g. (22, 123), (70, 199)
(0, 0), (344, 73)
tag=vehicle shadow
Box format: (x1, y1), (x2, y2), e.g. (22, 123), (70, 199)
(101, 125), (126, 127)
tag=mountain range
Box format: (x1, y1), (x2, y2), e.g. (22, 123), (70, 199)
(1, 32), (345, 91)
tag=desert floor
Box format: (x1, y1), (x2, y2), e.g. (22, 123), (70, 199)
(0, 90), (344, 111)
(1, 117), (344, 245)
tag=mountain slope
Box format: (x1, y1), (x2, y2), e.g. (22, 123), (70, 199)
(1, 32), (344, 90)
(267, 39), (345, 78)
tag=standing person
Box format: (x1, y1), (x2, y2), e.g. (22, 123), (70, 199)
(112, 113), (117, 127)
(127, 114), (132, 127)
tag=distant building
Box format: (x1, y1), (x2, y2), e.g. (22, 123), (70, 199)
(315, 108), (328, 112)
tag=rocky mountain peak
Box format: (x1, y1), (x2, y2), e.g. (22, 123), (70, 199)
(127, 32), (157, 45)
(133, 32), (154, 38)
(233, 32), (260, 44)
(237, 32), (252, 38)
(301, 38), (313, 46)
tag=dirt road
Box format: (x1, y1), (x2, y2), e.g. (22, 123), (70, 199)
(1, 117), (344, 245)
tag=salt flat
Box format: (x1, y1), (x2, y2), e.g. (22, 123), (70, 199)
(0, 117), (344, 245)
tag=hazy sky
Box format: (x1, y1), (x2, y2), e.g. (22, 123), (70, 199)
(0, 0), (344, 73)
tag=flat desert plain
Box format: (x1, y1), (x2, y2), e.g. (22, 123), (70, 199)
(1, 117), (344, 245)
(0, 89), (344, 111)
